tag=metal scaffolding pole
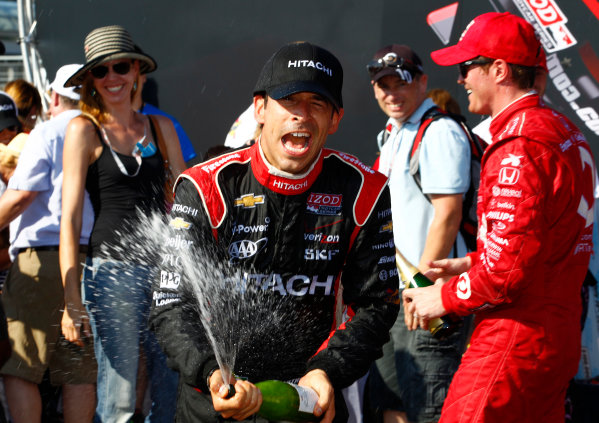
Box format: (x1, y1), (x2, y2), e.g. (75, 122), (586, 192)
(16, 0), (49, 113)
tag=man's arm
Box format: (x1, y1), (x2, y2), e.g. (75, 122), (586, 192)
(0, 188), (38, 230)
(418, 193), (462, 271)
(402, 255), (472, 326)
(148, 178), (220, 392)
(416, 116), (471, 271)
(306, 184), (400, 389)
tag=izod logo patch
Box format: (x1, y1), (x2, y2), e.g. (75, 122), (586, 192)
(306, 193), (342, 216)
(515, 0), (577, 52)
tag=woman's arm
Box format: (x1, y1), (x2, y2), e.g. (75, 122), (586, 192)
(59, 116), (97, 346)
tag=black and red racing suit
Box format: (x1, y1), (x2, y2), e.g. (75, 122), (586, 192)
(149, 142), (400, 422)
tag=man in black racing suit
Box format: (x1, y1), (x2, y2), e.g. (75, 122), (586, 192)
(149, 41), (400, 423)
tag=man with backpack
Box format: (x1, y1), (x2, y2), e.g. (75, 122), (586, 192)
(366, 44), (474, 423)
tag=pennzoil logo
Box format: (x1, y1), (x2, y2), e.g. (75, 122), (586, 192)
(170, 217), (192, 230)
(234, 194), (265, 209)
(380, 221), (393, 233)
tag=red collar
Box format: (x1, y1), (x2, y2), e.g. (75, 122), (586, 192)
(249, 142), (324, 195)
(490, 93), (540, 139)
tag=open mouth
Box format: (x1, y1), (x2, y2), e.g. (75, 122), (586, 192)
(106, 85), (125, 93)
(282, 132), (311, 156)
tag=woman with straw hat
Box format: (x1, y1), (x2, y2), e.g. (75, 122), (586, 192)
(59, 25), (185, 422)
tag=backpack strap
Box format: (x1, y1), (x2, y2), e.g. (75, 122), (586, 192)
(408, 106), (444, 196)
(378, 122), (395, 151)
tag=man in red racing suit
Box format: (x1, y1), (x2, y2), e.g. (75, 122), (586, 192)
(404, 12), (595, 423)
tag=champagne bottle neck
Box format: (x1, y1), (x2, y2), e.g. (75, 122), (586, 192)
(395, 250), (433, 288)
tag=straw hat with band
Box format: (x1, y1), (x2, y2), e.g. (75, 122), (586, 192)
(64, 25), (157, 88)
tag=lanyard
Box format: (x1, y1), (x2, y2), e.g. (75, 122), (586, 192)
(100, 123), (147, 177)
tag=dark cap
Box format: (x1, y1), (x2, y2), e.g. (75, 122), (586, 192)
(367, 44), (424, 83)
(0, 91), (20, 132)
(253, 41), (343, 110)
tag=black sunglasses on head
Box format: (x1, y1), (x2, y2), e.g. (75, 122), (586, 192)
(367, 52), (409, 76)
(458, 58), (494, 79)
(90, 61), (132, 79)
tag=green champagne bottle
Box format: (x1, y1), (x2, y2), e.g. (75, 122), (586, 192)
(256, 380), (319, 422)
(395, 250), (462, 340)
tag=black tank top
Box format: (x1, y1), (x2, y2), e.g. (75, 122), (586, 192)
(85, 119), (166, 260)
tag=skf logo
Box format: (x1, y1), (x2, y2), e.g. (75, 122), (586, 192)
(234, 194), (265, 209)
(498, 168), (520, 185)
(500, 154), (523, 167)
(170, 217), (192, 230)
(304, 248), (339, 261)
(380, 221), (393, 233)
(456, 272), (471, 300)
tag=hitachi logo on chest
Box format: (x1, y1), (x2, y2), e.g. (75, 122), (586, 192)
(240, 273), (335, 296)
(273, 179), (308, 191)
(288, 60), (332, 76)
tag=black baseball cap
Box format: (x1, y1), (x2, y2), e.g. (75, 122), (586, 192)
(367, 44), (424, 83)
(0, 91), (20, 132)
(253, 41), (343, 111)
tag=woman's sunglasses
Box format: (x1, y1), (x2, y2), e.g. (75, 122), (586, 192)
(90, 61), (132, 79)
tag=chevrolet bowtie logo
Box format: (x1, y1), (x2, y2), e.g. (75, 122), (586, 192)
(380, 221), (393, 233)
(170, 217), (192, 230)
(234, 194), (265, 208)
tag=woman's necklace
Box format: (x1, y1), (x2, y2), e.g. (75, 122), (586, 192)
(100, 122), (147, 177)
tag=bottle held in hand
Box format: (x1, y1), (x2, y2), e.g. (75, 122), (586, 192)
(256, 380), (320, 422)
(395, 249), (462, 340)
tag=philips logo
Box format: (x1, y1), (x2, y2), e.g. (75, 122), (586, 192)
(288, 59), (332, 76)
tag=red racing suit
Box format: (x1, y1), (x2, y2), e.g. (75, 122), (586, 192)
(439, 94), (595, 423)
